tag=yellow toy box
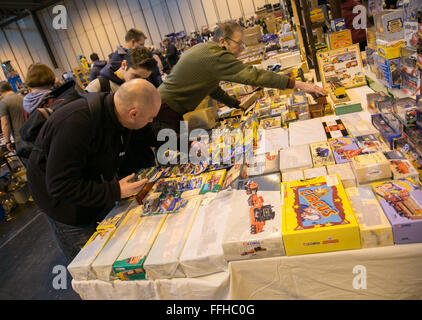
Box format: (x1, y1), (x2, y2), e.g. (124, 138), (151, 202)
(327, 29), (353, 50)
(376, 39), (405, 60)
(350, 151), (392, 184)
(281, 174), (361, 256)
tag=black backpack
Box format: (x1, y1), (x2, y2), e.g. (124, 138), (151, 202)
(19, 80), (106, 159)
(97, 76), (111, 93)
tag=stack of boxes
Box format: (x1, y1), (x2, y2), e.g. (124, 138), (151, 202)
(244, 26), (262, 47)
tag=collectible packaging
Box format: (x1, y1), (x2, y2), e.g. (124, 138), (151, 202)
(304, 167), (328, 180)
(222, 173), (285, 261)
(245, 151), (280, 176)
(199, 169), (227, 194)
(372, 179), (422, 244)
(345, 186), (394, 248)
(340, 112), (379, 136)
(374, 9), (405, 41)
(376, 55), (401, 89)
(96, 200), (132, 230)
(68, 227), (116, 281)
(279, 144), (313, 172)
(376, 39), (405, 60)
(351, 151), (392, 184)
(328, 136), (360, 164)
(289, 118), (327, 146)
(327, 29), (353, 50)
(91, 204), (142, 281)
(389, 159), (419, 180)
(384, 150), (407, 160)
(223, 164), (243, 189)
(143, 199), (201, 279)
(281, 174), (361, 256)
(331, 18), (347, 31)
(112, 213), (167, 281)
(310, 142), (336, 167)
(355, 134), (383, 151)
(326, 163), (357, 189)
(282, 170), (305, 182)
(260, 116), (282, 129)
(394, 97), (417, 127)
(322, 119), (349, 139)
(290, 91), (309, 120)
(179, 193), (232, 277)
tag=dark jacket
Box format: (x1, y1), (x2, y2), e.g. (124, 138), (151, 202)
(100, 45), (163, 88)
(27, 94), (131, 226)
(341, 0), (369, 44)
(89, 60), (107, 82)
(165, 43), (179, 67)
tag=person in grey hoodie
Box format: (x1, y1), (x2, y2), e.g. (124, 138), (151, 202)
(22, 63), (56, 115)
(89, 53), (107, 82)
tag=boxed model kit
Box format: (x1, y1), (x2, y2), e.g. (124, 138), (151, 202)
(222, 173), (285, 261)
(345, 186), (394, 248)
(372, 179), (422, 244)
(281, 174), (361, 256)
(310, 141), (336, 167)
(328, 136), (360, 164)
(350, 151), (392, 184)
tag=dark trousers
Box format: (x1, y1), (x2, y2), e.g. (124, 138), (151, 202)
(45, 214), (97, 264)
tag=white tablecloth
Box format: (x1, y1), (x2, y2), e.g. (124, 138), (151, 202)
(72, 243), (422, 300)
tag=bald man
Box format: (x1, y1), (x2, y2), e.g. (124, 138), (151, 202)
(27, 79), (161, 262)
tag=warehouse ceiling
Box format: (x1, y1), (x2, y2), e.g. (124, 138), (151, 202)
(0, 0), (60, 27)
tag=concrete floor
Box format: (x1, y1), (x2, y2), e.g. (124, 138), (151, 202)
(0, 203), (81, 300)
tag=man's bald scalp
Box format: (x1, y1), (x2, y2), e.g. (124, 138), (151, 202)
(115, 79), (161, 113)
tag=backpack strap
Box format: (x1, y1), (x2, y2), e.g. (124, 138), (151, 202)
(97, 76), (111, 93)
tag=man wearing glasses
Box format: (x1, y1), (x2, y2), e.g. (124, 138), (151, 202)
(156, 21), (326, 132)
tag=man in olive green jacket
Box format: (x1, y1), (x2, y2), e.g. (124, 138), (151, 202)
(157, 22), (326, 131)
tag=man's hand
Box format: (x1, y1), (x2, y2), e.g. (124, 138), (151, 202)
(119, 174), (147, 199)
(294, 81), (327, 97)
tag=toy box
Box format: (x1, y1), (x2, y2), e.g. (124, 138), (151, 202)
(199, 169), (227, 194)
(143, 199), (201, 279)
(91, 203), (142, 281)
(304, 167), (328, 180)
(310, 141), (336, 167)
(322, 119), (349, 139)
(222, 173), (285, 261)
(260, 116), (282, 129)
(374, 9), (405, 41)
(331, 18), (347, 31)
(394, 97), (418, 127)
(281, 174), (361, 256)
(326, 163), (357, 189)
(371, 113), (402, 149)
(327, 29), (353, 50)
(279, 144), (313, 173)
(376, 39), (405, 60)
(340, 112), (379, 136)
(355, 134), (383, 152)
(376, 55), (401, 89)
(68, 227), (116, 281)
(384, 150), (407, 160)
(290, 91), (309, 120)
(112, 213), (167, 281)
(282, 170), (305, 182)
(223, 164), (243, 189)
(329, 136), (360, 164)
(351, 151), (392, 184)
(96, 200), (133, 230)
(372, 179), (422, 244)
(180, 193), (232, 277)
(289, 118), (327, 146)
(244, 151), (280, 177)
(345, 186), (394, 248)
(389, 159), (419, 180)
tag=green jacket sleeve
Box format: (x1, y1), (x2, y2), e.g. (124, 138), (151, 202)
(212, 49), (293, 90)
(209, 86), (239, 108)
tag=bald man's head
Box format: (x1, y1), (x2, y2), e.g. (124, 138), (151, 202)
(114, 79), (161, 130)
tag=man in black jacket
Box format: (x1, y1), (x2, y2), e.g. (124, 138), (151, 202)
(27, 79), (161, 262)
(163, 38), (179, 69)
(89, 53), (107, 82)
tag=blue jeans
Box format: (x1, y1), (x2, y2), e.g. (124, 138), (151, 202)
(45, 214), (97, 263)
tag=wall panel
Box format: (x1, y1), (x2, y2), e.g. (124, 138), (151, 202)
(215, 0), (231, 22)
(166, 0), (185, 33)
(178, 0), (196, 33)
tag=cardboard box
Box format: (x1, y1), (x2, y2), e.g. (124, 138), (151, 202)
(91, 203), (142, 281)
(281, 174), (361, 256)
(340, 112), (379, 137)
(282, 170), (304, 182)
(96, 200), (133, 230)
(355, 134), (383, 151)
(304, 167), (328, 180)
(374, 9), (405, 41)
(322, 119), (349, 139)
(279, 144), (313, 173)
(183, 107), (218, 130)
(310, 141), (336, 167)
(372, 179), (422, 244)
(389, 159), (420, 181)
(328, 29), (353, 50)
(68, 227), (116, 281)
(179, 193), (232, 278)
(376, 54), (401, 89)
(328, 136), (360, 164)
(112, 213), (167, 281)
(222, 173), (285, 261)
(327, 163), (357, 189)
(351, 151), (392, 184)
(345, 186), (394, 248)
(143, 199), (201, 279)
(376, 39), (405, 60)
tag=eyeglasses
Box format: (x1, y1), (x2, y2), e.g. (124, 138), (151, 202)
(225, 37), (246, 49)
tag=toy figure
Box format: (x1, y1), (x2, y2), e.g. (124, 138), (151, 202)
(244, 181), (275, 234)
